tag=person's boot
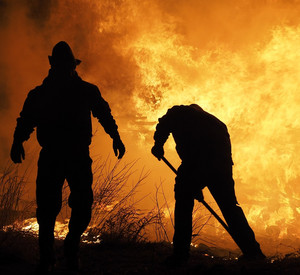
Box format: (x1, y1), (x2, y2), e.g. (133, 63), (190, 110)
(35, 247), (55, 274)
(163, 250), (190, 267)
(238, 250), (266, 262)
(64, 234), (80, 272)
(35, 260), (55, 274)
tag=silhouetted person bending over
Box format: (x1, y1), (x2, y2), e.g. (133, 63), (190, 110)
(152, 104), (265, 265)
(10, 41), (125, 273)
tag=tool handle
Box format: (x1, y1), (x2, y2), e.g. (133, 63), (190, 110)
(161, 156), (231, 233)
(201, 200), (230, 232)
(161, 156), (178, 174)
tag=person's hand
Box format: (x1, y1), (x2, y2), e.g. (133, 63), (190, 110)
(151, 144), (164, 161)
(195, 190), (204, 202)
(10, 141), (25, 164)
(113, 138), (125, 159)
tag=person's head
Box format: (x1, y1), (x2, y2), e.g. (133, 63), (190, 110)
(48, 41), (81, 75)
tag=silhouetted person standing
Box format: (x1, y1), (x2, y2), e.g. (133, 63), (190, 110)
(10, 41), (125, 273)
(152, 104), (265, 265)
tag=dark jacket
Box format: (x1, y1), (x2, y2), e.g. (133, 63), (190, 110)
(154, 104), (233, 169)
(13, 70), (120, 149)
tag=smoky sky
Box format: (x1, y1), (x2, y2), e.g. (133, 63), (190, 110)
(1, 0), (300, 167)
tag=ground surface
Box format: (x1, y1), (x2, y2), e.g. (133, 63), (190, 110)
(1, 230), (300, 274)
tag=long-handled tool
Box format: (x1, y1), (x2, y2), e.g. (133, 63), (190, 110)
(161, 156), (232, 237)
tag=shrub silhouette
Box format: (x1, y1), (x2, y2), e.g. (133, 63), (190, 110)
(0, 157), (212, 246)
(0, 163), (32, 228)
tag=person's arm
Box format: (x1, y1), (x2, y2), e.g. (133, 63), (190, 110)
(11, 90), (37, 163)
(91, 87), (125, 159)
(152, 106), (177, 160)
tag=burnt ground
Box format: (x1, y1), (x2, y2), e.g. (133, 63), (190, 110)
(1, 230), (300, 275)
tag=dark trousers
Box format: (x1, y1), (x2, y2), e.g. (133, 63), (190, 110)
(173, 162), (262, 257)
(36, 147), (93, 262)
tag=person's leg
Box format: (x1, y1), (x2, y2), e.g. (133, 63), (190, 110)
(64, 149), (93, 268)
(208, 174), (264, 258)
(173, 192), (194, 258)
(172, 164), (195, 260)
(36, 149), (65, 269)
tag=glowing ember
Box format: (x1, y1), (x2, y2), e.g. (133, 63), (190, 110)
(3, 218), (102, 244)
(19, 218), (39, 234)
(3, 218), (69, 239)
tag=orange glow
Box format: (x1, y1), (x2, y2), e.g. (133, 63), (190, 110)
(1, 0), (300, 255)
(103, 1), (300, 252)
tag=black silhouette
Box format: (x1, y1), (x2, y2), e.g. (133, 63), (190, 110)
(10, 41), (125, 273)
(151, 104), (265, 265)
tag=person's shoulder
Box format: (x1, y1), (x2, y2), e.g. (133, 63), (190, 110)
(79, 79), (99, 92)
(21, 84), (46, 105)
(27, 84), (44, 98)
(203, 111), (228, 130)
(163, 105), (190, 118)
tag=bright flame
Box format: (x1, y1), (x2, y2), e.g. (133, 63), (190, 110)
(3, 218), (102, 244)
(3, 218), (69, 239)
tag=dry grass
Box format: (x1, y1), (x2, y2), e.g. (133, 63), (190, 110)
(0, 163), (33, 228)
(2, 158), (300, 273)
(86, 157), (165, 243)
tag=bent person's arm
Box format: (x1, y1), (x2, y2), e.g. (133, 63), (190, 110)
(152, 107), (177, 160)
(153, 107), (178, 146)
